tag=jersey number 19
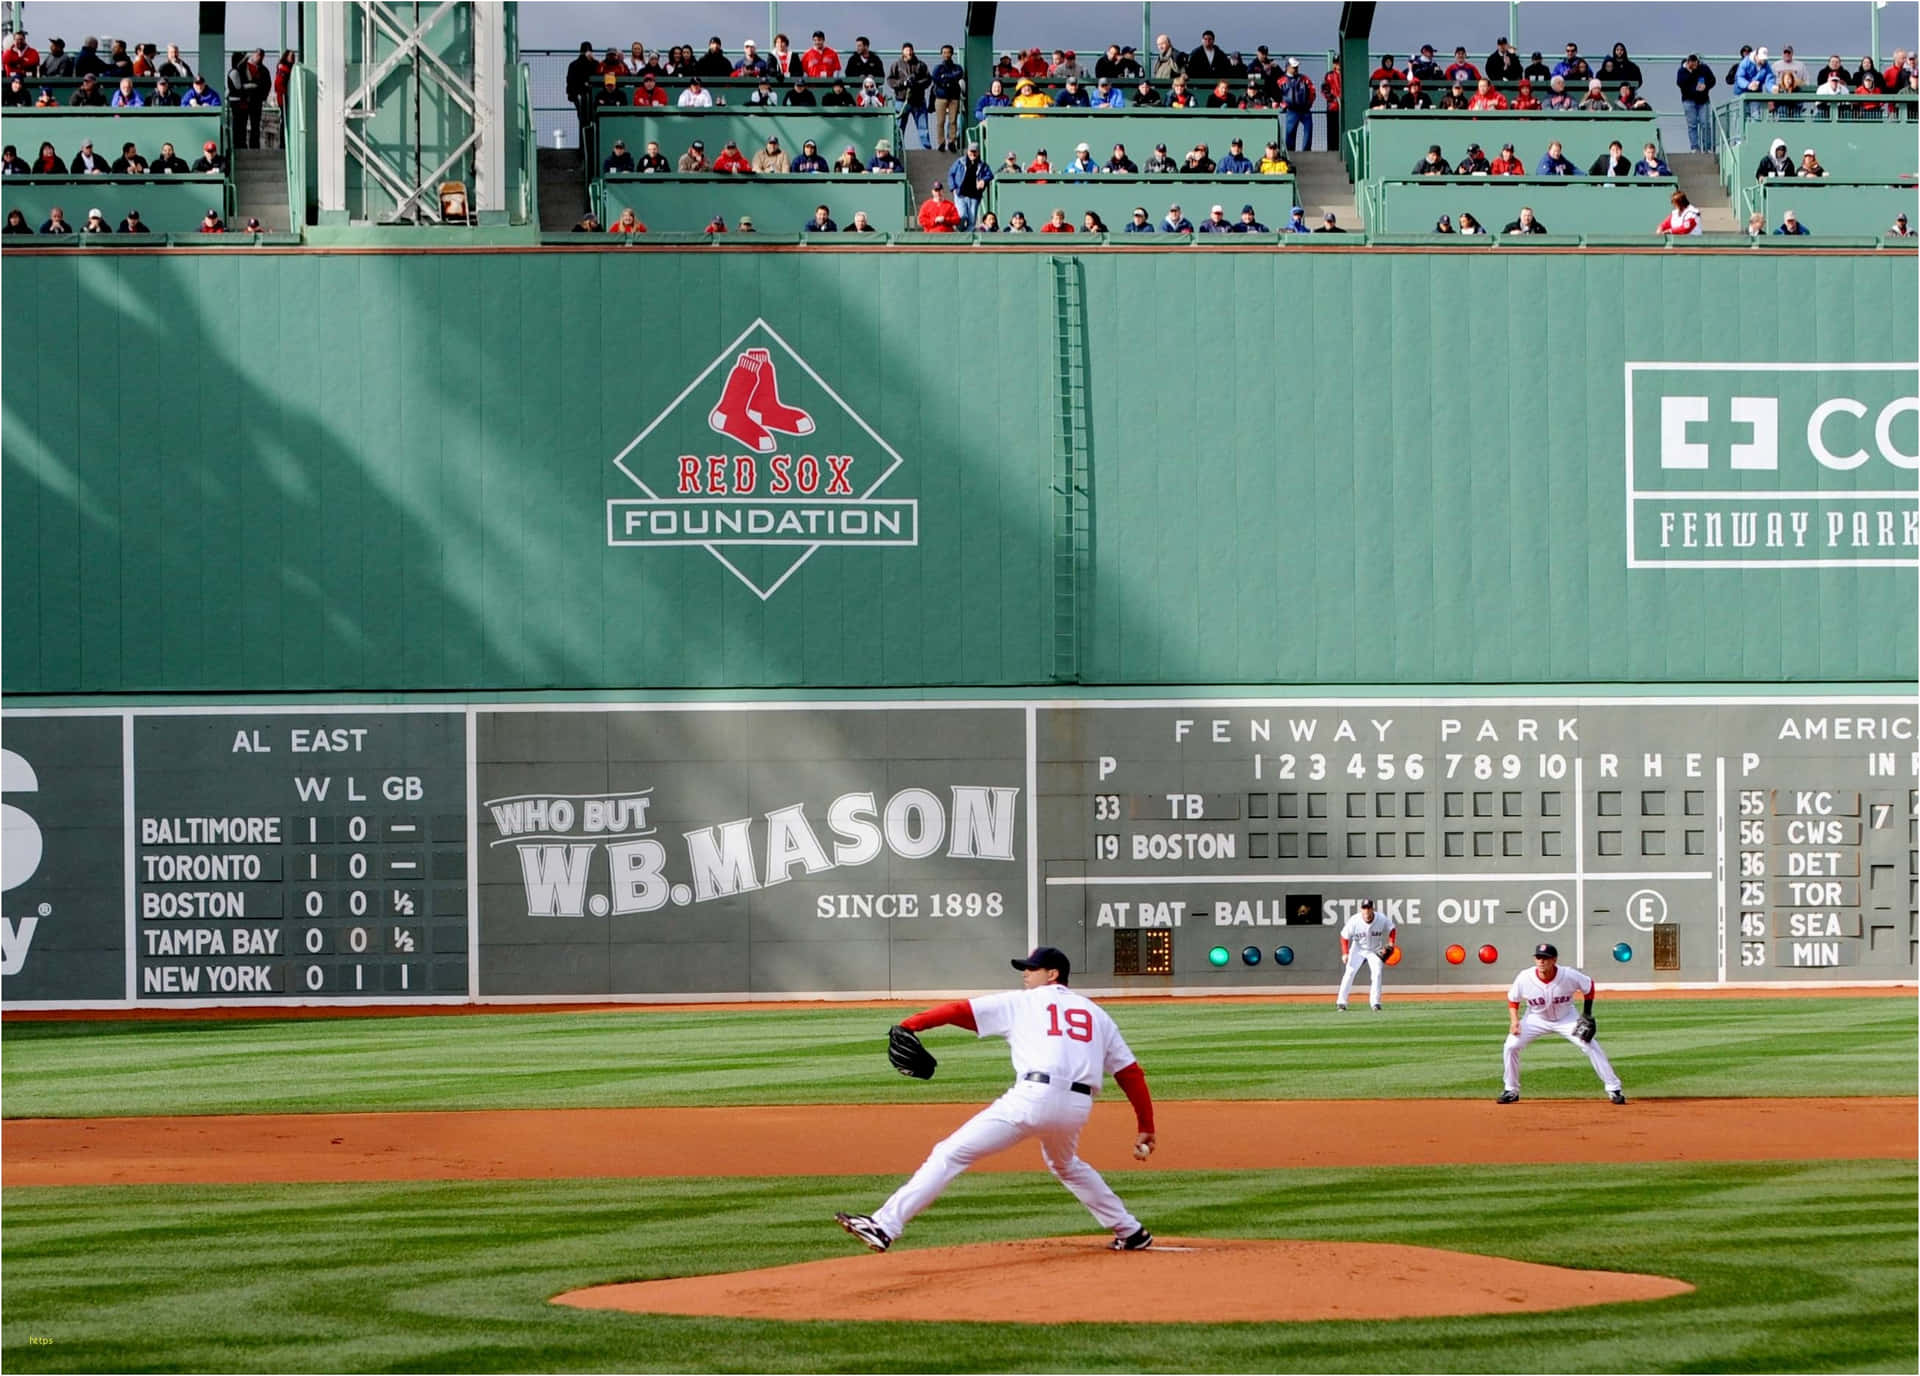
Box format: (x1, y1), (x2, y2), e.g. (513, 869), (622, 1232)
(1045, 1004), (1093, 1041)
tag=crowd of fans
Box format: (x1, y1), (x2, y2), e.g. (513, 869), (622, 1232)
(1403, 135), (1676, 177)
(1, 33), (299, 147)
(1, 200), (256, 234)
(5, 137), (226, 175)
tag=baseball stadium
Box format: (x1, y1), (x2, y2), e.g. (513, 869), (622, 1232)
(2, 0), (1917, 1370)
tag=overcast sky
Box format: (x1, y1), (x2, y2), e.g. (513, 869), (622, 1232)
(10, 1), (1916, 67)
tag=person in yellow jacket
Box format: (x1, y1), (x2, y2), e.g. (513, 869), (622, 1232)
(1256, 141), (1292, 174)
(1012, 78), (1053, 113)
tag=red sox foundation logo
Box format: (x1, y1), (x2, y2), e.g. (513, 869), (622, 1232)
(607, 320), (918, 600)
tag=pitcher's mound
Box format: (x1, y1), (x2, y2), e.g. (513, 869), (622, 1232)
(554, 1236), (1691, 1324)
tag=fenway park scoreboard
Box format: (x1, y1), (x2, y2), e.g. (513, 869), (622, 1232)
(2, 698), (1912, 1007)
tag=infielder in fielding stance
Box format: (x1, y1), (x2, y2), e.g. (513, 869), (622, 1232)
(1335, 897), (1395, 1010)
(836, 945), (1157, 1253)
(1499, 942), (1626, 1104)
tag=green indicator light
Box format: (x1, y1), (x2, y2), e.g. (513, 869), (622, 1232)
(1208, 945), (1231, 967)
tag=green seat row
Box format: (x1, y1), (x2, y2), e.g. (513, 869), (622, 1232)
(1358, 109), (1662, 182)
(589, 108), (899, 169)
(977, 108), (1285, 168)
(1748, 178), (1920, 237)
(1369, 175), (1679, 234)
(597, 172), (913, 233)
(2, 174), (229, 233)
(986, 173), (1301, 229)
(2, 107), (228, 163)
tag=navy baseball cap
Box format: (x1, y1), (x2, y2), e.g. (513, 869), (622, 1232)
(1012, 946), (1072, 982)
(1533, 943), (1559, 959)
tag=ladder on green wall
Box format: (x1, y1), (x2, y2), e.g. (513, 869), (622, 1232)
(1049, 256), (1092, 684)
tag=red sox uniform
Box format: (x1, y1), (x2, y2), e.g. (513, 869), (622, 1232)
(1335, 898), (1395, 1010)
(836, 946), (1156, 1253)
(1501, 944), (1624, 1102)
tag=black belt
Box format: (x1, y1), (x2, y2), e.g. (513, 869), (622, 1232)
(1023, 1071), (1094, 1095)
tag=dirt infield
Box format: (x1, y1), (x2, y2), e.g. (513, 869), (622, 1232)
(553, 1236), (1695, 1324)
(8, 1097), (1912, 1187)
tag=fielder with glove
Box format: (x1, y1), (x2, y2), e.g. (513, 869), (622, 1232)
(836, 945), (1157, 1255)
(1497, 942), (1626, 1105)
(1335, 897), (1395, 1011)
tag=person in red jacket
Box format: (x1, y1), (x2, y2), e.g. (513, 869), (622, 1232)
(1040, 207), (1075, 232)
(833, 946), (1157, 1254)
(631, 72), (668, 105)
(607, 207), (647, 234)
(4, 30), (40, 77)
(711, 140), (751, 173)
(1656, 190), (1700, 235)
(917, 182), (964, 231)
(1468, 77), (1508, 109)
(1490, 142), (1526, 175)
(1512, 78), (1542, 109)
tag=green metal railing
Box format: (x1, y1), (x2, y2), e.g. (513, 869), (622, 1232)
(285, 64), (312, 231)
(1049, 255), (1091, 684)
(517, 62), (539, 226)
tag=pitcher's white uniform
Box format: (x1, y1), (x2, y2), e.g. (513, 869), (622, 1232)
(1503, 964), (1622, 1095)
(871, 984), (1145, 1243)
(1335, 902), (1395, 1009)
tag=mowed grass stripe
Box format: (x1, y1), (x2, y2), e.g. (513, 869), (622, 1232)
(2, 997), (1912, 1118)
(2, 1162), (1914, 1373)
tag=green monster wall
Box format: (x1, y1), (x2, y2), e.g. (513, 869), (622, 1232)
(3, 248), (1915, 696)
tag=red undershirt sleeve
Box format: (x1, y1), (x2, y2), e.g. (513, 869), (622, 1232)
(900, 1000), (977, 1033)
(1113, 1061), (1155, 1132)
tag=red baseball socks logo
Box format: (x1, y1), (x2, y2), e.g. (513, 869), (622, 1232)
(709, 348), (817, 453)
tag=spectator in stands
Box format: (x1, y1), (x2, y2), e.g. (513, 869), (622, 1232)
(40, 205), (73, 234)
(1578, 79), (1611, 111)
(784, 77), (817, 106)
(1755, 137), (1795, 178)
(273, 49), (294, 111)
(692, 37), (731, 78)
(1094, 44), (1126, 80)
(1775, 46), (1809, 90)
(112, 141), (148, 173)
(1544, 74), (1574, 109)
(1409, 46), (1444, 82)
(1189, 31), (1231, 80)
(1012, 77), (1050, 110)
(870, 140), (902, 172)
(677, 77), (714, 108)
(1117, 206), (1151, 233)
(976, 77), (1010, 122)
(636, 141), (669, 173)
(1051, 49), (1083, 79)
(712, 140), (752, 173)
(232, 48), (271, 147)
(1370, 55), (1403, 82)
(1004, 209), (1032, 231)
(1504, 206), (1548, 233)
(1537, 140), (1580, 175)
(69, 140), (110, 174)
(1554, 44), (1592, 82)
(890, 42), (933, 145)
(1167, 74), (1196, 107)
(631, 72), (667, 106)
(1589, 140), (1631, 177)
(1065, 142), (1098, 175)
(1854, 66), (1887, 117)
(1153, 34), (1185, 78)
(1258, 142), (1291, 174)
(3, 208), (31, 233)
(751, 135), (791, 173)
(1491, 142), (1525, 175)
(564, 40), (599, 136)
(1437, 47), (1475, 85)
(791, 140), (828, 174)
(1322, 56), (1342, 151)
(846, 36), (885, 83)
(1319, 211), (1346, 231)
(4, 28), (38, 76)
(193, 140), (226, 173)
(156, 42), (191, 81)
(767, 34), (799, 80)
(837, 145), (867, 173)
(33, 83), (60, 105)
(1616, 84), (1652, 111)
(1091, 75), (1126, 108)
(1399, 77), (1433, 109)
(1040, 206), (1074, 233)
(152, 77), (176, 105)
(1183, 144), (1216, 173)
(1524, 50), (1552, 83)
(803, 31), (841, 79)
(1469, 78), (1508, 110)
(1774, 209), (1809, 235)
(38, 36), (73, 78)
(1635, 142), (1671, 175)
(31, 140), (62, 172)
(150, 141), (188, 174)
(1511, 78), (1541, 110)
(1676, 55), (1717, 150)
(2, 72), (27, 105)
(1656, 190), (1701, 234)
(1433, 214), (1455, 233)
(1439, 81), (1469, 110)
(73, 36), (108, 77)
(733, 39), (768, 79)
(932, 45), (966, 148)
(198, 207), (226, 233)
(804, 204), (838, 233)
(1487, 38), (1523, 82)
(1133, 78), (1162, 106)
(1056, 75), (1091, 107)
(1815, 58), (1851, 99)
(676, 139), (708, 171)
(1890, 213), (1912, 236)
(975, 210), (1001, 231)
(1279, 59), (1315, 150)
(106, 38), (133, 77)
(605, 207), (645, 234)
(1456, 142), (1491, 174)
(1145, 143), (1176, 172)
(1280, 205), (1308, 233)
(848, 210), (878, 231)
(1457, 211), (1487, 234)
(822, 77), (856, 107)
(1082, 210), (1110, 233)
(603, 139), (635, 173)
(183, 73), (220, 105)
(704, 213), (728, 233)
(1368, 79), (1395, 110)
(1599, 43), (1643, 88)
(70, 73), (108, 105)
(1218, 138), (1255, 173)
(620, 41), (645, 77)
(1412, 144), (1450, 176)
(1791, 147), (1828, 178)
(0, 143), (25, 172)
(858, 75), (890, 109)
(1745, 210), (1768, 235)
(1734, 47), (1776, 94)
(949, 144), (991, 224)
(1107, 143), (1138, 173)
(1162, 202), (1194, 231)
(1205, 79), (1236, 108)
(1198, 203), (1233, 233)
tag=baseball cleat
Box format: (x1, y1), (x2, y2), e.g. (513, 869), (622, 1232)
(835, 1212), (892, 1252)
(1609, 1090), (1628, 1105)
(1334, 1004), (1348, 1012)
(1370, 1004), (1382, 1011)
(1496, 1090), (1520, 1104)
(1111, 1227), (1154, 1251)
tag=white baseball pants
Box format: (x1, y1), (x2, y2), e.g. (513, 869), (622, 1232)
(1502, 1014), (1622, 1094)
(1336, 949), (1384, 1007)
(872, 1081), (1141, 1241)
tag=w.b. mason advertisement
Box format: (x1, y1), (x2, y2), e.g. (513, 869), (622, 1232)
(475, 708), (1027, 995)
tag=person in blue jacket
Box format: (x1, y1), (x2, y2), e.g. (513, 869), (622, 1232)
(1055, 75), (1091, 107)
(1123, 206), (1155, 232)
(1161, 202), (1194, 232)
(1230, 203), (1269, 232)
(1773, 208), (1809, 235)
(1281, 205), (1310, 232)
(974, 77), (1010, 123)
(1216, 137), (1255, 173)
(947, 144), (993, 227)
(1535, 140), (1581, 175)
(1733, 46), (1777, 95)
(1633, 141), (1671, 176)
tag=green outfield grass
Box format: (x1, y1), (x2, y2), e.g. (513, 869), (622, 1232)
(3, 997), (1914, 1118)
(3, 1161), (1914, 1373)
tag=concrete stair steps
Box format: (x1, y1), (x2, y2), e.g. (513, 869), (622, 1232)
(1668, 152), (1738, 231)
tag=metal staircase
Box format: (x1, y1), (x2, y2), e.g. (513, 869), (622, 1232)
(1048, 255), (1092, 683)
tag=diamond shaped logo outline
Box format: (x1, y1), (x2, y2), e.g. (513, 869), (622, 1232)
(608, 318), (909, 601)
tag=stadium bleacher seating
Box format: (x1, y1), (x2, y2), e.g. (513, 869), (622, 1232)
(2, 107), (232, 234)
(976, 108), (1285, 168)
(1367, 175), (1679, 233)
(1751, 178), (1918, 237)
(986, 173), (1300, 232)
(600, 172), (912, 232)
(1355, 109), (1663, 182)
